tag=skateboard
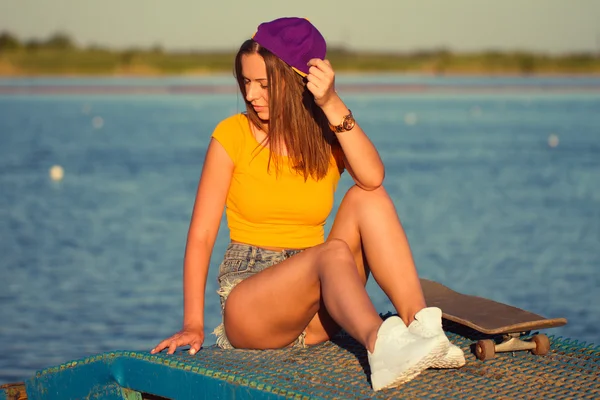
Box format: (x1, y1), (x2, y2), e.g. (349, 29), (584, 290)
(420, 278), (567, 361)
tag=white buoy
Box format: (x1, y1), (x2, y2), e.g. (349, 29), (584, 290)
(92, 116), (104, 129)
(49, 165), (64, 181)
(548, 134), (559, 148)
(470, 106), (482, 116)
(404, 112), (417, 125)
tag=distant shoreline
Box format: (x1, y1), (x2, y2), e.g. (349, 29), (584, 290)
(2, 69), (600, 79)
(2, 67), (600, 79)
(2, 80), (600, 96)
(2, 46), (600, 78)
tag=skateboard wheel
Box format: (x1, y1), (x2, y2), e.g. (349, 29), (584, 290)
(531, 334), (550, 355)
(475, 339), (496, 361)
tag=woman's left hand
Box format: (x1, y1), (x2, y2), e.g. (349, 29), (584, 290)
(306, 59), (339, 109)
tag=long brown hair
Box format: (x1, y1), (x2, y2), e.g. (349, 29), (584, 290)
(234, 39), (342, 181)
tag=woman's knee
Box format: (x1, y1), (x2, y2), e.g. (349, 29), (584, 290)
(322, 237), (352, 254)
(318, 238), (355, 267)
(343, 184), (391, 207)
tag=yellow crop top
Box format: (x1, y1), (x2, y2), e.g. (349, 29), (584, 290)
(211, 114), (342, 249)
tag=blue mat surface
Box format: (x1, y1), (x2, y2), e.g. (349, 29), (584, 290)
(10, 324), (600, 400)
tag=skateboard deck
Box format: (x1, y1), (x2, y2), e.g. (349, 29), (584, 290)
(420, 278), (567, 360)
(420, 278), (567, 334)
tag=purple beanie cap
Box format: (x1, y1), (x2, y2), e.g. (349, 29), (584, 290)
(252, 17), (327, 77)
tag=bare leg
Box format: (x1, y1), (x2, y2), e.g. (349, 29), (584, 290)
(303, 185), (426, 344)
(223, 239), (383, 352)
(322, 185), (465, 370)
(330, 185), (426, 324)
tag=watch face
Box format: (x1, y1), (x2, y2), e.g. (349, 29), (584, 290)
(343, 116), (356, 131)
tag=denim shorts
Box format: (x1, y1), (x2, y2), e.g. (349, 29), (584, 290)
(212, 242), (306, 349)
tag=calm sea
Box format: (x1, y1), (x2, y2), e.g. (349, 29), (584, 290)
(1, 75), (599, 384)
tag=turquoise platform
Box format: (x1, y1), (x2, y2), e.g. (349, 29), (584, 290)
(3, 320), (599, 399)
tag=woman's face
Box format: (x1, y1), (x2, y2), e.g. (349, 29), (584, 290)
(241, 53), (270, 121)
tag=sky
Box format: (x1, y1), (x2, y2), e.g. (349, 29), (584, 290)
(1, 0), (599, 54)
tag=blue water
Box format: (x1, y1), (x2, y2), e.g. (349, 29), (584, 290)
(1, 76), (599, 384)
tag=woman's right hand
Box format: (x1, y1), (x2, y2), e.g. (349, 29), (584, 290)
(151, 328), (204, 355)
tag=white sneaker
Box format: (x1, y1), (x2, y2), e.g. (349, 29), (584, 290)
(368, 316), (449, 391)
(408, 307), (466, 369)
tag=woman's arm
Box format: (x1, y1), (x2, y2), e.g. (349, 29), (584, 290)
(152, 138), (233, 355)
(183, 138), (234, 328)
(306, 59), (385, 190)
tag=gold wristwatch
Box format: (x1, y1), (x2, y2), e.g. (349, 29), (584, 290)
(329, 110), (356, 133)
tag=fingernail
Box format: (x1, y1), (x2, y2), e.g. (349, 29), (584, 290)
(190, 349), (196, 355)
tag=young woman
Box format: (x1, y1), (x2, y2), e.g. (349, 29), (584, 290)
(152, 17), (464, 391)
